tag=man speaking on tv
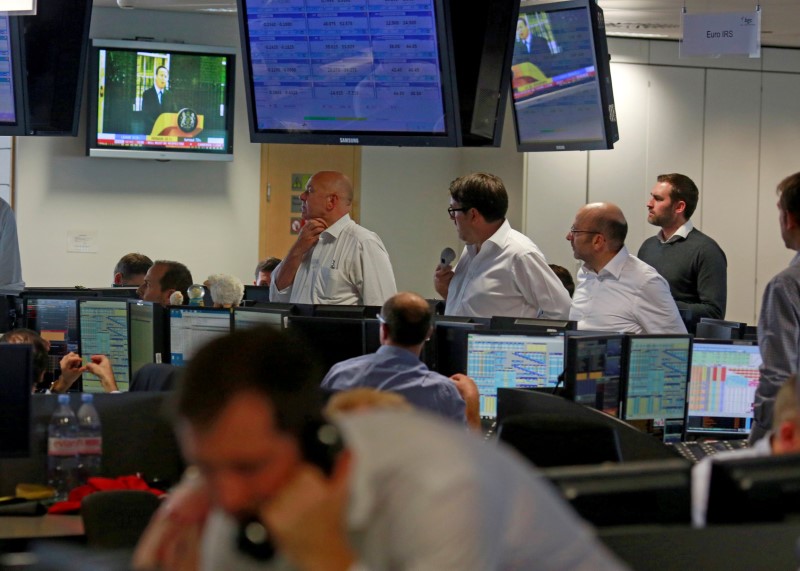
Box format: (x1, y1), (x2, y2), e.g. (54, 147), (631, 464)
(141, 65), (173, 129)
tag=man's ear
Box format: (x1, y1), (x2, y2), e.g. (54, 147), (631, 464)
(674, 200), (687, 215)
(113, 272), (123, 286)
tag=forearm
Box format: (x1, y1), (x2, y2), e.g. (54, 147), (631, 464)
(272, 247), (306, 292)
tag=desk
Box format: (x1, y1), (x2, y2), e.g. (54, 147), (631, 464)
(0, 515), (83, 540)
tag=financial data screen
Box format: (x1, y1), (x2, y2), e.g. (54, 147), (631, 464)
(79, 300), (130, 392)
(467, 332), (564, 418)
(0, 16), (17, 124)
(169, 308), (231, 367)
(569, 335), (623, 417)
(129, 301), (156, 377)
(25, 298), (80, 382)
(242, 0), (449, 135)
(687, 342), (760, 435)
(233, 308), (284, 330)
(624, 336), (691, 421)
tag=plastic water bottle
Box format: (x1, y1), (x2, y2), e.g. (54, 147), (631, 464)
(47, 394), (80, 501)
(77, 393), (102, 484)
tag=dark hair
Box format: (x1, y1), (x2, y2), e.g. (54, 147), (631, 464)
(255, 257), (281, 279)
(449, 172), (508, 223)
(154, 260), (193, 303)
(1, 328), (49, 385)
(778, 172), (800, 221)
(177, 327), (324, 436)
(114, 253), (153, 282)
(381, 294), (432, 346)
(657, 173), (699, 220)
(548, 264), (575, 298)
(596, 212), (628, 252)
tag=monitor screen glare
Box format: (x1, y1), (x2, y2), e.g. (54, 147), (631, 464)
(79, 300), (130, 392)
(169, 308), (231, 366)
(241, 0), (451, 140)
(25, 298), (80, 383)
(570, 335), (623, 417)
(687, 342), (761, 435)
(467, 332), (564, 418)
(624, 336), (691, 421)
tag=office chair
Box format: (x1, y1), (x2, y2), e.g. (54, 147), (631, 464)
(129, 363), (181, 392)
(81, 490), (161, 550)
(497, 413), (623, 468)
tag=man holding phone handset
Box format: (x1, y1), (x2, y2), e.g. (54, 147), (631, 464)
(134, 327), (625, 571)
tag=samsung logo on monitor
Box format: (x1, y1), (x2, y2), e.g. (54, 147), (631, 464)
(339, 137), (359, 144)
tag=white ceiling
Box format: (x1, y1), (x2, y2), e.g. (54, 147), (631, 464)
(92, 0), (800, 48)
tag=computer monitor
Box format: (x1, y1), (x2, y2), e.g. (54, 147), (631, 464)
(78, 299), (130, 393)
(23, 295), (83, 390)
(168, 307), (232, 367)
(232, 306), (287, 331)
(314, 305), (381, 319)
(467, 331), (565, 419)
(686, 340), (759, 436)
(429, 319), (487, 377)
(127, 300), (168, 376)
(707, 453), (800, 524)
(696, 318), (747, 340)
(243, 285), (271, 304)
(489, 316), (577, 333)
(564, 334), (625, 417)
(90, 287), (140, 299)
(621, 335), (692, 423)
(0, 344), (32, 458)
(287, 315), (366, 375)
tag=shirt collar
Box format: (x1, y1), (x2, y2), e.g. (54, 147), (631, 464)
(322, 213), (353, 239)
(659, 220), (693, 244)
(581, 245), (629, 280)
(376, 344), (420, 362)
(791, 252), (800, 267)
(469, 219), (510, 254)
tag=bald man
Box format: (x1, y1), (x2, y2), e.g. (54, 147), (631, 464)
(567, 202), (686, 334)
(270, 171), (397, 306)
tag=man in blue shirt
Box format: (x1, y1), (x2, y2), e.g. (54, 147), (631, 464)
(321, 291), (479, 428)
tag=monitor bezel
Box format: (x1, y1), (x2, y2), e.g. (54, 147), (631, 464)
(0, 15), (26, 136)
(86, 38), (236, 162)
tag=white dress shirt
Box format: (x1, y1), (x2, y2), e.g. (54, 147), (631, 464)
(445, 220), (571, 319)
(570, 246), (687, 334)
(270, 213), (396, 306)
(0, 198), (24, 290)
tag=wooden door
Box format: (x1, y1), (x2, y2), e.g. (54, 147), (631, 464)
(258, 144), (361, 261)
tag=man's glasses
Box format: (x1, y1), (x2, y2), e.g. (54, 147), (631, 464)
(448, 206), (471, 219)
(569, 226), (602, 236)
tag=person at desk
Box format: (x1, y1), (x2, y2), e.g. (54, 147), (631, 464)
(434, 172), (570, 319)
(321, 291), (479, 429)
(0, 328), (119, 393)
(0, 197), (24, 291)
(270, 171), (396, 306)
(254, 257), (281, 287)
(751, 171), (800, 444)
(568, 202), (686, 334)
(692, 376), (800, 527)
(132, 327), (626, 571)
(113, 252), (153, 287)
(141, 66), (174, 129)
(137, 260), (193, 307)
(637, 174), (727, 328)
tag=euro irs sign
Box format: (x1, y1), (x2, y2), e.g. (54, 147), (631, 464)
(680, 9), (761, 58)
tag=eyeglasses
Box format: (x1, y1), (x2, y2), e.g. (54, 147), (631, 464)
(569, 226), (602, 236)
(376, 313), (387, 324)
(448, 206), (471, 219)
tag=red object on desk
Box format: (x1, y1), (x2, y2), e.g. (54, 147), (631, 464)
(47, 475), (165, 514)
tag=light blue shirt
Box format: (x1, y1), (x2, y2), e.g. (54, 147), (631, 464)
(321, 345), (465, 424)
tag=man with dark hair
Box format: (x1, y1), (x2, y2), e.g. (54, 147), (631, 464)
(141, 65), (173, 129)
(568, 202), (686, 334)
(137, 260), (193, 307)
(254, 257), (281, 287)
(321, 291), (478, 427)
(434, 172), (570, 319)
(113, 252), (153, 287)
(637, 173), (727, 327)
(750, 172), (800, 444)
(133, 326), (625, 571)
(271, 171), (396, 306)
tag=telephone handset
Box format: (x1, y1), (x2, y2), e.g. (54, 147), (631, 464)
(236, 421), (343, 561)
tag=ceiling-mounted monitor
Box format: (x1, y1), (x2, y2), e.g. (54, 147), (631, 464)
(510, 0), (618, 152)
(0, 15), (25, 136)
(236, 0), (461, 147)
(86, 39), (235, 161)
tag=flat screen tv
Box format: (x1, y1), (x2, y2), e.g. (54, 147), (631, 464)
(510, 0), (618, 151)
(236, 0), (461, 147)
(0, 15), (25, 136)
(86, 39), (235, 161)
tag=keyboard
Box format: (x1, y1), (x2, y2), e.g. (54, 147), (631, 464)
(668, 439), (749, 463)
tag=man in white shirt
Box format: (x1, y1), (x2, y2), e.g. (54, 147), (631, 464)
(0, 197), (24, 291)
(568, 202), (686, 334)
(270, 171), (396, 306)
(434, 172), (570, 319)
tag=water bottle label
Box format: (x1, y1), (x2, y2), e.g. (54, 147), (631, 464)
(81, 437), (103, 455)
(48, 437), (80, 456)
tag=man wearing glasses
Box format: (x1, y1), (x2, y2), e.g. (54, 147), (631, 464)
(434, 172), (570, 319)
(567, 202), (686, 334)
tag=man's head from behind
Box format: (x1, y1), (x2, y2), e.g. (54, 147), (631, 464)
(771, 375), (800, 455)
(137, 260), (193, 307)
(379, 292), (432, 350)
(114, 253), (153, 287)
(647, 173), (699, 228)
(176, 327), (324, 520)
(255, 257), (282, 287)
(777, 172), (800, 251)
(567, 202), (628, 272)
(300, 171), (354, 225)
